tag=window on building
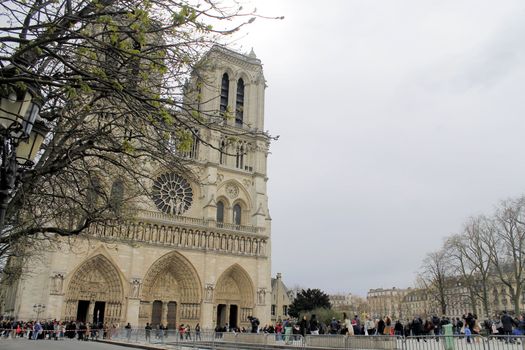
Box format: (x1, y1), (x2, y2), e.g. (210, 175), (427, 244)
(86, 176), (102, 210)
(109, 179), (124, 214)
(236, 78), (244, 126)
(233, 204), (241, 225)
(220, 73), (229, 114)
(271, 304), (276, 316)
(217, 201), (224, 224)
(219, 140), (226, 165)
(283, 305), (288, 315)
(235, 143), (244, 169)
(178, 129), (199, 159)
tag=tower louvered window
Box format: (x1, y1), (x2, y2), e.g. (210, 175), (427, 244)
(220, 73), (229, 114)
(236, 78), (244, 126)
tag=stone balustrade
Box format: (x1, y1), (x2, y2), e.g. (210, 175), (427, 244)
(86, 214), (268, 257)
(135, 210), (265, 234)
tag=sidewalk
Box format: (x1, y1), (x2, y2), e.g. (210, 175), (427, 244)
(97, 339), (173, 350)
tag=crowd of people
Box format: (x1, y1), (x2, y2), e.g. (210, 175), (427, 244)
(254, 311), (525, 342)
(0, 319), (117, 340)
(3, 311), (525, 343)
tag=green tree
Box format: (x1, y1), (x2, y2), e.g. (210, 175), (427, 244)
(288, 288), (331, 318)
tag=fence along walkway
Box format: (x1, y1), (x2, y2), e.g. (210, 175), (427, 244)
(108, 331), (525, 350)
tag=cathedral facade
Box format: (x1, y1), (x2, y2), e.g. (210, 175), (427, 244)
(0, 46), (272, 329)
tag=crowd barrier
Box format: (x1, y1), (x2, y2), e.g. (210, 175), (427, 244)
(4, 327), (525, 350)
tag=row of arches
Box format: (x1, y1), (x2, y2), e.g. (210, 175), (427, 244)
(62, 251), (255, 328)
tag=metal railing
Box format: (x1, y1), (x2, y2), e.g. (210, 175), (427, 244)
(109, 329), (306, 349)
(5, 327), (525, 350)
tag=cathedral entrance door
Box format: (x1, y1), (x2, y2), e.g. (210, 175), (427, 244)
(229, 305), (238, 329)
(151, 300), (162, 326)
(216, 304), (227, 327)
(167, 302), (177, 329)
(76, 300), (90, 323)
(93, 301), (105, 324)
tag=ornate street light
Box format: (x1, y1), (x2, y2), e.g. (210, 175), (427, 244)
(0, 76), (48, 230)
(33, 303), (46, 320)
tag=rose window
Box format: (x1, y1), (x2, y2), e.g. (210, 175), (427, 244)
(152, 173), (193, 215)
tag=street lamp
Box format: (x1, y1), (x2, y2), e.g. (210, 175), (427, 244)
(0, 75), (48, 230)
(33, 303), (46, 320)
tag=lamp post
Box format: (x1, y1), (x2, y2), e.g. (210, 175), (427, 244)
(33, 303), (46, 320)
(0, 75), (48, 230)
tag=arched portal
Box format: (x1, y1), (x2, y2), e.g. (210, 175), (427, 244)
(63, 254), (124, 325)
(214, 264), (255, 329)
(140, 251), (202, 328)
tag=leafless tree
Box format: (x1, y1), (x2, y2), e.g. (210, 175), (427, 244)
(445, 215), (493, 318)
(419, 249), (451, 315)
(488, 197), (525, 315)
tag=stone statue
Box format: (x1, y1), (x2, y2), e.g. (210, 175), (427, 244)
(205, 284), (214, 301)
(130, 279), (141, 298)
(257, 288), (266, 305)
(51, 273), (64, 294)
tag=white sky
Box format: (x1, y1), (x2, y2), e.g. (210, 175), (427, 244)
(232, 0), (525, 296)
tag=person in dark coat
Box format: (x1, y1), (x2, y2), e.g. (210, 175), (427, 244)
(464, 313), (475, 331)
(394, 320), (404, 337)
(299, 316), (309, 336)
(411, 317), (423, 341)
(501, 311), (516, 343)
(377, 318), (385, 335)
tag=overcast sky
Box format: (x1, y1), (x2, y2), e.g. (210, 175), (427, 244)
(232, 0), (525, 297)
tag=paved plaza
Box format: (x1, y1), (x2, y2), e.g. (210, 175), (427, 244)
(0, 339), (164, 350)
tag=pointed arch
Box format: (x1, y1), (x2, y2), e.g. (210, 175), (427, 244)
(65, 254), (125, 303)
(214, 264), (255, 308)
(216, 179), (252, 210)
(141, 251), (202, 303)
(63, 253), (125, 324)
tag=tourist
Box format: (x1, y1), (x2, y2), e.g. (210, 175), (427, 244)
(32, 321), (42, 340)
(464, 324), (472, 343)
(145, 323), (151, 342)
(411, 316), (423, 341)
(179, 324), (185, 339)
(275, 322), (283, 340)
(394, 320), (403, 337)
(309, 314), (319, 335)
(365, 316), (375, 335)
(455, 317), (463, 335)
(432, 315), (441, 339)
(125, 322), (132, 341)
(342, 313), (353, 336)
(329, 317), (339, 334)
(384, 316), (392, 335)
(248, 316), (260, 333)
(377, 317), (385, 335)
(501, 311), (516, 343)
(185, 324), (191, 340)
(195, 323), (201, 340)
(299, 315), (308, 336)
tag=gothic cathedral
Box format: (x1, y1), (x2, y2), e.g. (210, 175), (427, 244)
(0, 46), (272, 329)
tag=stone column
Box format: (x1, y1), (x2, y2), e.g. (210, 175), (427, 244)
(225, 303), (230, 327)
(87, 301), (95, 323)
(161, 302), (168, 326)
(126, 299), (140, 327)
